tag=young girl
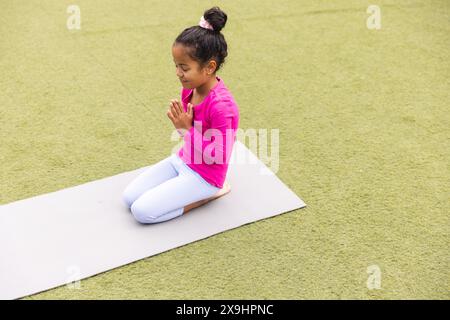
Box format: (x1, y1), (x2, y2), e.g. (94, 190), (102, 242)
(123, 7), (240, 224)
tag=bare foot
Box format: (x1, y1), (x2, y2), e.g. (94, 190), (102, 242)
(213, 182), (231, 199)
(183, 182), (231, 215)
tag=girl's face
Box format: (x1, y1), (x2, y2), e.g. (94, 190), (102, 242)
(172, 43), (216, 89)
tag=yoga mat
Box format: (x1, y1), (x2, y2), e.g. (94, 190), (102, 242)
(0, 141), (306, 300)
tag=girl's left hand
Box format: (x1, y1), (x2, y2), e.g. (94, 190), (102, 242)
(167, 99), (193, 135)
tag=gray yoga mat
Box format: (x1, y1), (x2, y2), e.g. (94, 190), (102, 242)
(0, 141), (306, 300)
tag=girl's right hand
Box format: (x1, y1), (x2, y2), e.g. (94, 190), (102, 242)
(167, 99), (194, 135)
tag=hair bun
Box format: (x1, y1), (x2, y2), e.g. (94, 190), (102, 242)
(203, 6), (227, 32)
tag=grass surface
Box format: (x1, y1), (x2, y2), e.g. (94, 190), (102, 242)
(1, 0), (449, 299)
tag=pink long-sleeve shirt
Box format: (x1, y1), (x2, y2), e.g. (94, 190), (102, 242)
(177, 76), (240, 189)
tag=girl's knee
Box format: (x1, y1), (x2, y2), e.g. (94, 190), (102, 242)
(130, 200), (160, 224)
(130, 200), (184, 224)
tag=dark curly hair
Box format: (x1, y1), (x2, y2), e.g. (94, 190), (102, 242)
(173, 7), (228, 73)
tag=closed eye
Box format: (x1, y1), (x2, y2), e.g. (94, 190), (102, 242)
(175, 64), (188, 72)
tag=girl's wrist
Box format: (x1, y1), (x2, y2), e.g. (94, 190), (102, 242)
(177, 127), (189, 137)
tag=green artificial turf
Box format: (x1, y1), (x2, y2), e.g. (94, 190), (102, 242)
(1, 0), (449, 299)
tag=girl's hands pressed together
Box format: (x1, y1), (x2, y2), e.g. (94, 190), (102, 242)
(167, 99), (193, 136)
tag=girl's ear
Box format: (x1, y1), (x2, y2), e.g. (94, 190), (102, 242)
(208, 60), (217, 74)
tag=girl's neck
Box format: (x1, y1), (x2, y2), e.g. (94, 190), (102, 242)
(195, 76), (218, 97)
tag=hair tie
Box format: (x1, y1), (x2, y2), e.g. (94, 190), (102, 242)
(199, 16), (214, 30)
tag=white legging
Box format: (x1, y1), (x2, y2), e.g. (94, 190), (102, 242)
(122, 153), (221, 224)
